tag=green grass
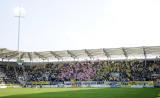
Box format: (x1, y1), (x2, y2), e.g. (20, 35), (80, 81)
(0, 88), (159, 98)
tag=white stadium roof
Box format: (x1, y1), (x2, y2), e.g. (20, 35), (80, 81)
(0, 46), (160, 62)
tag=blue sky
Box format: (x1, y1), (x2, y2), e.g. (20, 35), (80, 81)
(0, 0), (160, 52)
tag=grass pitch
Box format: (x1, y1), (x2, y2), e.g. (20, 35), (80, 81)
(0, 88), (159, 98)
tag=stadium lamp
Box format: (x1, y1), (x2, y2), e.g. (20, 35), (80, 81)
(14, 7), (26, 17)
(14, 6), (26, 65)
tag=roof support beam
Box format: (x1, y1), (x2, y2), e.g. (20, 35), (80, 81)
(103, 48), (110, 59)
(0, 51), (15, 57)
(7, 52), (19, 60)
(34, 52), (47, 60)
(143, 47), (147, 66)
(122, 48), (128, 59)
(122, 48), (128, 66)
(143, 47), (147, 59)
(67, 50), (77, 59)
(50, 51), (61, 60)
(19, 53), (25, 60)
(28, 52), (32, 61)
(84, 49), (94, 59)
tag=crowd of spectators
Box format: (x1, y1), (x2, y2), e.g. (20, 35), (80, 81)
(0, 60), (160, 84)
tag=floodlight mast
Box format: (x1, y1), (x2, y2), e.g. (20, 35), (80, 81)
(14, 7), (25, 65)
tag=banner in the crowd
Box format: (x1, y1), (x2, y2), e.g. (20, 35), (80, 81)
(27, 81), (154, 88)
(129, 81), (154, 88)
(32, 81), (50, 85)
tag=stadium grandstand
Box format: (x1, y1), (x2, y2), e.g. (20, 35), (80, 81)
(0, 46), (160, 89)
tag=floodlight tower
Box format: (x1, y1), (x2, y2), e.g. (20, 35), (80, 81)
(14, 7), (26, 65)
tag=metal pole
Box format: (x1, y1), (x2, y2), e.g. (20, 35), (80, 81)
(18, 16), (21, 60)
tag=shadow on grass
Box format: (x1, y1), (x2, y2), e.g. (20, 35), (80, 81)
(0, 88), (159, 98)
